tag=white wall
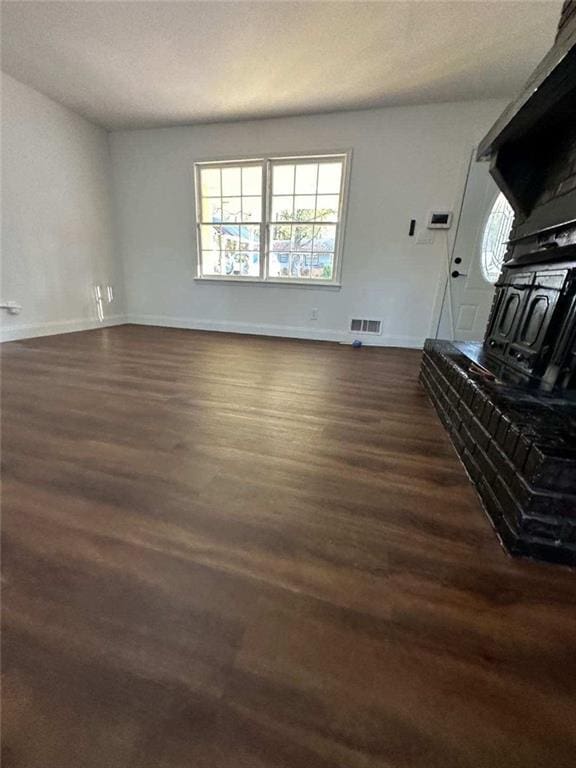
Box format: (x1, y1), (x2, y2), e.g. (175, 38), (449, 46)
(1, 73), (123, 341)
(110, 100), (506, 347)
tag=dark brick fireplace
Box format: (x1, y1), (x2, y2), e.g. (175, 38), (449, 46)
(421, 2), (576, 566)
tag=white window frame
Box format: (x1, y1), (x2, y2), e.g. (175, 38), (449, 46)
(193, 151), (351, 287)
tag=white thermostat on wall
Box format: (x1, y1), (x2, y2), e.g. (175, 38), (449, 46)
(427, 211), (453, 229)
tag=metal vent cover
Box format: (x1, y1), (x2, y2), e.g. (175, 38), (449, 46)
(349, 318), (382, 335)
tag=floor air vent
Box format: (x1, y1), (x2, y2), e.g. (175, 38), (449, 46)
(350, 318), (382, 335)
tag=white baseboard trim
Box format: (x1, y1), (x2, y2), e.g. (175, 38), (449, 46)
(0, 312), (425, 348)
(125, 314), (424, 349)
(0, 315), (127, 343)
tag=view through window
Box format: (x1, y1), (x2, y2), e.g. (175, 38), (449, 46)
(195, 154), (348, 283)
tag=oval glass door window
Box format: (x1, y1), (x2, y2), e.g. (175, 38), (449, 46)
(481, 192), (514, 284)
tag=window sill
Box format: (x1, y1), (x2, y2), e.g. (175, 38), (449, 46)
(194, 277), (342, 290)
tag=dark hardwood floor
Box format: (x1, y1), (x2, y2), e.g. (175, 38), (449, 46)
(2, 325), (575, 768)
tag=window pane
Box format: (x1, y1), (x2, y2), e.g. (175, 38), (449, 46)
(221, 197), (242, 222)
(244, 252), (261, 277)
(201, 197), (222, 223)
(268, 251), (291, 277)
(224, 251), (260, 277)
(295, 163), (318, 194)
(290, 253), (311, 278)
(272, 164), (294, 195)
(294, 196), (316, 221)
(201, 251), (223, 276)
(313, 224), (336, 253)
(315, 195), (339, 221)
(221, 166), (241, 196)
(318, 162), (342, 194)
(242, 166), (262, 196)
(314, 253), (334, 280)
(481, 192), (514, 284)
(271, 196), (294, 221)
(200, 224), (223, 251)
(221, 253), (236, 276)
(271, 224), (292, 251)
(239, 224), (260, 252)
(242, 196), (262, 222)
(221, 224), (240, 251)
(293, 225), (314, 251)
(223, 252), (239, 276)
(303, 253), (321, 279)
(276, 252), (331, 280)
(201, 168), (220, 197)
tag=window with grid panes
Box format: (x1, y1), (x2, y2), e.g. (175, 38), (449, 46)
(195, 154), (349, 284)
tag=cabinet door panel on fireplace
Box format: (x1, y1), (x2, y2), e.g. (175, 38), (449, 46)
(486, 272), (533, 357)
(507, 270), (568, 374)
(486, 269), (570, 377)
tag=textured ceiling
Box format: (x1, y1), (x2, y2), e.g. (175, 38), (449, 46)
(1, 0), (562, 130)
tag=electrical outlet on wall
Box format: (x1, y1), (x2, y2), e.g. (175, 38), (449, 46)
(310, 308), (319, 321)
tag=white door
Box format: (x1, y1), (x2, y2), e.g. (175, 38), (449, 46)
(439, 152), (514, 342)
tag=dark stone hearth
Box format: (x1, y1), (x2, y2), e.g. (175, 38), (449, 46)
(420, 340), (576, 566)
